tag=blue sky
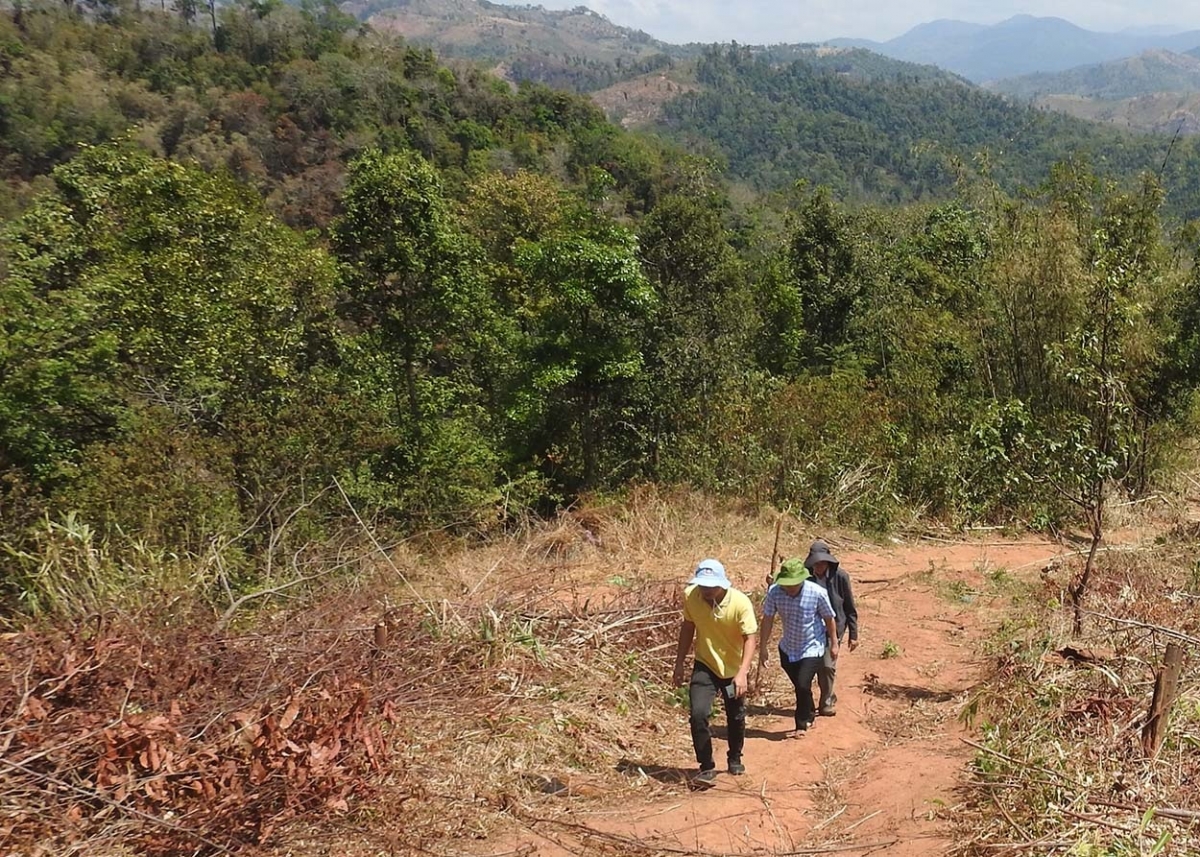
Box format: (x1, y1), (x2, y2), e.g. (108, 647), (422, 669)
(489, 1), (1200, 44)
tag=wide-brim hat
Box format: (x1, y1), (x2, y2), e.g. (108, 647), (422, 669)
(774, 557), (810, 587)
(803, 539), (838, 569)
(687, 559), (732, 589)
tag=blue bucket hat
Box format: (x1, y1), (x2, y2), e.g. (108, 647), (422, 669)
(687, 559), (732, 589)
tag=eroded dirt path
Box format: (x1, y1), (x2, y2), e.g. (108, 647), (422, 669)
(505, 534), (1075, 856)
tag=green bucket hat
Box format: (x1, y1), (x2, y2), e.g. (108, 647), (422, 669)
(774, 557), (810, 587)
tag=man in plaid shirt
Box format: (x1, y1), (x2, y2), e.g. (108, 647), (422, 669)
(759, 557), (838, 735)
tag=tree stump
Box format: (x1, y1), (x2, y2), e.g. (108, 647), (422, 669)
(1142, 642), (1185, 759)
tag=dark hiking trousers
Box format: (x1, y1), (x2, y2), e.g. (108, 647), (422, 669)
(689, 662), (745, 770)
(780, 647), (822, 729)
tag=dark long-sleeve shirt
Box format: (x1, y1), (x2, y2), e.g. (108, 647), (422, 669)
(813, 566), (858, 642)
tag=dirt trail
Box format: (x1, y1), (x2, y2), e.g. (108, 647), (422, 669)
(509, 534), (1077, 856)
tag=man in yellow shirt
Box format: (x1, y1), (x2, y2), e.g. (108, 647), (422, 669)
(672, 559), (759, 783)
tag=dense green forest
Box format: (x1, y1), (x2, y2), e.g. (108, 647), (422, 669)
(3, 3), (1200, 616)
(660, 47), (1200, 213)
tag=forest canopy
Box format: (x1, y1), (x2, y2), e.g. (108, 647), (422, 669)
(3, 3), (1200, 616)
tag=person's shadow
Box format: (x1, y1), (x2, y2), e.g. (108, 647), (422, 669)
(742, 725), (798, 741)
(744, 701), (793, 718)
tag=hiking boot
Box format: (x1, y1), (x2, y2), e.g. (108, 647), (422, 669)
(728, 758), (746, 775)
(692, 767), (718, 786)
(818, 703), (836, 717)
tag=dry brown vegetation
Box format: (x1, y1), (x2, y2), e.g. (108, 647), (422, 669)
(1035, 93), (1200, 135)
(957, 530), (1200, 855)
(0, 489), (782, 856)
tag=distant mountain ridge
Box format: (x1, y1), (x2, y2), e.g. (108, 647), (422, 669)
(358, 4), (1200, 91)
(989, 49), (1200, 100)
(831, 15), (1200, 83)
(349, 0), (696, 92)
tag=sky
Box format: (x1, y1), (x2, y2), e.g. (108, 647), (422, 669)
(489, 1), (1200, 45)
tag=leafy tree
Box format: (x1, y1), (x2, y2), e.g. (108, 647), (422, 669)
(0, 142), (343, 552)
(334, 149), (480, 430)
(636, 162), (756, 475)
(786, 185), (869, 374)
(333, 148), (501, 524)
(1042, 174), (1169, 632)
(512, 212), (656, 486)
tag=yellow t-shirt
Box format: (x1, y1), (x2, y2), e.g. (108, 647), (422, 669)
(683, 585), (759, 679)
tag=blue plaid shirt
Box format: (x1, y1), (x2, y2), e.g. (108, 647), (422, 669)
(763, 580), (835, 660)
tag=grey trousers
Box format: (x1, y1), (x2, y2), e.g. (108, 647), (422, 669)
(817, 639), (840, 708)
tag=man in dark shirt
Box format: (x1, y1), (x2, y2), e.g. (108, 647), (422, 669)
(803, 539), (859, 716)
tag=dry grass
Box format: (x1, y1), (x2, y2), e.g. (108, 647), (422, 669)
(1, 487), (853, 856)
(867, 697), (955, 746)
(955, 542), (1200, 856)
(0, 574), (693, 855)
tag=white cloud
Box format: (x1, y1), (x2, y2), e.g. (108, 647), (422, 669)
(490, 0), (1200, 44)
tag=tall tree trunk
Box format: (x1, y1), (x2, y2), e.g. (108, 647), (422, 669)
(581, 386), (596, 485)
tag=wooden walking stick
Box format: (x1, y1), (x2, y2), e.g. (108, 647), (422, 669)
(765, 514), (783, 587)
(753, 514), (784, 696)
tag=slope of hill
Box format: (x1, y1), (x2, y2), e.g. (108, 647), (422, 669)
(590, 69), (698, 128)
(654, 46), (1194, 205)
(990, 49), (1200, 100)
(833, 15), (1200, 83)
(1035, 93), (1200, 135)
(357, 0), (969, 93)
(757, 45), (968, 86)
(590, 46), (967, 129)
(350, 0), (686, 73)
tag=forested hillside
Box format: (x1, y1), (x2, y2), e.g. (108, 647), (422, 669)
(4, 3), (1200, 627)
(984, 50), (1200, 136)
(990, 49), (1200, 101)
(658, 46), (1200, 212)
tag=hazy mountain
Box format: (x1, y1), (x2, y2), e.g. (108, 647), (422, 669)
(1120, 25), (1187, 37)
(351, 1), (1200, 138)
(830, 15), (1200, 83)
(990, 49), (1200, 100)
(652, 45), (1186, 205)
(352, 1), (676, 62)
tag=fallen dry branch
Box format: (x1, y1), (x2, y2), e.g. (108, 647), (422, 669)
(1081, 609), (1200, 648)
(1088, 798), (1200, 823)
(976, 840), (1073, 853)
(0, 756), (234, 854)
